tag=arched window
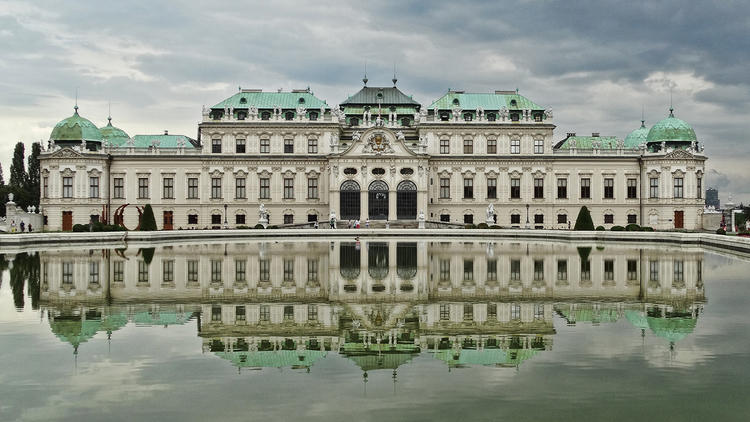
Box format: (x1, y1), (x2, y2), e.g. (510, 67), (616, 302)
(401, 117), (410, 126)
(298, 97), (305, 104)
(452, 98), (460, 106)
(510, 99), (517, 108)
(486, 113), (496, 122)
(285, 111), (294, 120)
(239, 97), (247, 104)
(261, 111), (271, 120)
(350, 117), (359, 126)
(308, 112), (318, 121)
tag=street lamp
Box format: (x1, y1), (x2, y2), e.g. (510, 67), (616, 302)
(223, 204), (228, 229)
(525, 204), (530, 229)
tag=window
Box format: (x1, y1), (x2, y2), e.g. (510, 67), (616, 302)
(62, 262), (73, 285)
(260, 305), (270, 322)
(439, 259), (451, 281)
(307, 259), (318, 283)
(211, 306), (221, 322)
(557, 178), (567, 199)
(511, 113), (520, 122)
(627, 260), (638, 281)
(439, 178), (450, 199)
(187, 260), (198, 283)
(284, 138), (294, 153)
(163, 260), (174, 283)
(236, 306), (246, 321)
(187, 178), (199, 199)
(308, 138), (318, 154)
(235, 214), (245, 225)
(260, 138), (270, 153)
(440, 214), (450, 222)
(138, 260), (149, 284)
(463, 259), (474, 280)
(581, 259), (591, 282)
(511, 178), (521, 199)
(211, 214), (221, 225)
(697, 177), (702, 199)
(440, 139), (450, 154)
(235, 138), (246, 153)
(674, 177), (683, 198)
(463, 113), (473, 122)
(350, 117), (359, 126)
(188, 214), (198, 225)
(628, 214), (637, 224)
(511, 304), (521, 320)
(307, 304), (318, 321)
(463, 303), (474, 321)
(307, 177), (318, 199)
(557, 260), (568, 280)
(510, 260), (521, 281)
(43, 176), (49, 198)
(210, 260), (222, 283)
(211, 177), (222, 199)
(650, 177), (659, 198)
(534, 113), (543, 122)
(557, 214), (567, 224)
(534, 138), (544, 154)
(580, 178), (591, 199)
(440, 304), (450, 320)
(163, 177), (174, 199)
(674, 260), (684, 283)
(534, 214), (544, 225)
(259, 259), (270, 282)
(309, 112), (318, 121)
(89, 261), (99, 284)
(211, 138), (221, 153)
(511, 214), (521, 225)
(649, 260), (659, 282)
(113, 261), (124, 283)
(113, 178), (124, 199)
(63, 177), (73, 198)
(487, 178), (497, 199)
(259, 178), (270, 199)
(487, 113), (496, 122)
(487, 139), (497, 154)
(510, 139), (520, 154)
(534, 259), (544, 281)
(604, 260), (614, 281)
(235, 178), (246, 199)
(282, 305), (294, 320)
(604, 178), (614, 199)
(138, 177), (149, 199)
(534, 178), (544, 199)
(487, 259), (497, 281)
(285, 111), (294, 121)
(463, 139), (473, 154)
(283, 259), (294, 281)
(464, 214), (473, 224)
(283, 178), (294, 199)
(86, 176), (99, 198)
(463, 178), (473, 199)
(627, 178), (637, 199)
(284, 214), (293, 224)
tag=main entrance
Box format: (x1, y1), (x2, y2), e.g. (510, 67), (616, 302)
(340, 180), (360, 220)
(396, 180), (417, 219)
(368, 180), (389, 220)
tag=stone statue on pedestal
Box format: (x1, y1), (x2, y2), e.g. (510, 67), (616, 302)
(486, 203), (495, 224)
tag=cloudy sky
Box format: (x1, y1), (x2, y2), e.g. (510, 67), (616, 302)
(1, 0), (748, 202)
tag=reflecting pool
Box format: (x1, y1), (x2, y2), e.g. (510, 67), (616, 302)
(1, 239), (749, 421)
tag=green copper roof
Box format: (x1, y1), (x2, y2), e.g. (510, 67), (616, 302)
(433, 348), (508, 367)
(346, 352), (417, 371)
(133, 311), (193, 326)
(646, 109), (697, 144)
(341, 106), (418, 115)
(624, 310), (650, 331)
(50, 106), (103, 142)
(211, 90), (328, 110)
(99, 117), (130, 145)
(555, 135), (621, 150)
(113, 134), (198, 149)
(557, 306), (620, 323)
(647, 316), (697, 343)
(341, 86), (419, 106)
(215, 350), (327, 369)
(624, 120), (649, 148)
(428, 91), (544, 110)
(50, 317), (102, 351)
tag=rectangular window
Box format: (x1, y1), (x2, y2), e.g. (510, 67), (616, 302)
(463, 303), (473, 321)
(235, 178), (246, 199)
(534, 214), (544, 224)
(627, 178), (637, 199)
(163, 177), (174, 199)
(259, 178), (270, 199)
(62, 262), (73, 285)
(235, 214), (245, 225)
(674, 260), (684, 283)
(487, 139), (497, 154)
(113, 177), (124, 199)
(464, 214), (473, 224)
(511, 304), (521, 320)
(209, 260), (221, 283)
(440, 139), (450, 154)
(210, 214), (221, 226)
(487, 259), (497, 281)
(604, 259), (614, 281)
(440, 304), (450, 320)
(534, 178), (544, 199)
(488, 303), (497, 319)
(580, 178), (591, 199)
(439, 259), (451, 281)
(284, 214), (293, 224)
(534, 259), (544, 281)
(649, 260), (659, 282)
(138, 177), (149, 199)
(510, 178), (521, 199)
(463, 178), (473, 199)
(235, 138), (245, 153)
(650, 177), (659, 198)
(235, 260), (246, 283)
(211, 306), (222, 322)
(284, 306), (296, 321)
(308, 138), (318, 154)
(511, 214), (521, 225)
(283, 259), (294, 281)
(463, 139), (473, 154)
(557, 260), (568, 280)
(557, 178), (567, 199)
(113, 261), (124, 283)
(604, 214), (614, 224)
(510, 260), (521, 281)
(236, 306), (246, 321)
(305, 304), (317, 321)
(211, 138), (221, 153)
(138, 260), (149, 284)
(260, 305), (270, 322)
(163, 260), (174, 283)
(187, 260), (199, 283)
(628, 214), (637, 224)
(510, 139), (520, 154)
(440, 214), (450, 222)
(62, 177), (73, 198)
(211, 177), (222, 199)
(188, 214), (198, 225)
(89, 261), (99, 284)
(674, 177), (684, 198)
(581, 259), (591, 282)
(284, 138), (294, 153)
(627, 259), (638, 281)
(43, 176), (49, 198)
(534, 138), (544, 154)
(187, 177), (199, 199)
(487, 178), (497, 199)
(439, 178), (450, 199)
(89, 176), (99, 198)
(697, 177), (702, 199)
(534, 304), (544, 320)
(260, 138), (270, 153)
(283, 178), (294, 199)
(604, 178), (614, 199)
(307, 177), (318, 199)
(307, 259), (319, 283)
(558, 214), (567, 224)
(463, 259), (474, 280)
(259, 259), (270, 282)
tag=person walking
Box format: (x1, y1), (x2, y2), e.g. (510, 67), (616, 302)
(365, 218), (370, 229)
(20, 221), (25, 232)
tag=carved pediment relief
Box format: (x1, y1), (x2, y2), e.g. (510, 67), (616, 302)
(664, 149), (694, 160)
(49, 147), (84, 159)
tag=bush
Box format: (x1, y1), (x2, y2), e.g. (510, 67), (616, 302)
(611, 225), (625, 231)
(490, 225), (501, 229)
(716, 228), (726, 235)
(236, 225), (250, 230)
(254, 224), (265, 229)
(477, 223), (489, 229)
(139, 204), (157, 231)
(625, 224), (641, 231)
(574, 206), (595, 231)
(596, 226), (605, 231)
(640, 226), (654, 232)
(464, 224), (477, 229)
(72, 224), (87, 232)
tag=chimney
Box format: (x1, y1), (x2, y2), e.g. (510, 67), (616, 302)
(164, 130), (168, 135)
(592, 132), (600, 137)
(567, 132), (576, 138)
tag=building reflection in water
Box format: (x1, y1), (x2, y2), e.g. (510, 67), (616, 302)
(38, 240), (705, 371)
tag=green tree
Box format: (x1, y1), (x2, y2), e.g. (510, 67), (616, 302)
(139, 204), (157, 231)
(0, 163), (6, 217)
(9, 142), (25, 189)
(574, 206), (595, 230)
(26, 142), (41, 207)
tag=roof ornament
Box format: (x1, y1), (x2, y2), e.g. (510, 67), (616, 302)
(74, 87), (79, 114)
(363, 60), (368, 86)
(392, 62), (397, 86)
(669, 86), (674, 117)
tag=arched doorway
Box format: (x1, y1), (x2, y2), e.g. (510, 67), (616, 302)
(396, 180), (417, 219)
(340, 180), (360, 220)
(368, 180), (389, 220)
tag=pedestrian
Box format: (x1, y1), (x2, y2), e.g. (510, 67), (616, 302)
(28, 224), (33, 232)
(355, 219), (360, 229)
(365, 218), (370, 229)
(11, 220), (16, 233)
(20, 221), (25, 232)
(567, 221), (571, 230)
(314, 220), (319, 229)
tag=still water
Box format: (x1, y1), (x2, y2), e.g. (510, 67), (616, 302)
(1, 239), (749, 421)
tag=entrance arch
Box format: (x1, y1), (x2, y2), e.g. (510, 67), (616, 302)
(397, 180), (417, 219)
(340, 180), (361, 220)
(368, 180), (389, 220)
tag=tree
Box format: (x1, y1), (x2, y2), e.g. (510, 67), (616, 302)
(574, 206), (595, 230)
(26, 142), (41, 207)
(139, 204), (157, 231)
(9, 142), (25, 189)
(0, 163), (5, 217)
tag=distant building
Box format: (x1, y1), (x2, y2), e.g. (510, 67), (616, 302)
(705, 187), (720, 209)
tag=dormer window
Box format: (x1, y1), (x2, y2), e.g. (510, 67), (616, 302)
(261, 111), (271, 120)
(350, 117), (359, 126)
(401, 117), (410, 126)
(285, 111), (294, 120)
(237, 111), (247, 120)
(452, 98), (460, 106)
(239, 97), (247, 104)
(510, 99), (517, 108)
(309, 112), (318, 121)
(511, 113), (519, 122)
(440, 113), (450, 121)
(486, 113), (496, 122)
(377, 92), (383, 100)
(534, 113), (542, 122)
(298, 97), (305, 104)
(463, 113), (473, 121)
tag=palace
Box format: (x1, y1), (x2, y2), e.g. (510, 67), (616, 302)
(38, 80), (707, 231)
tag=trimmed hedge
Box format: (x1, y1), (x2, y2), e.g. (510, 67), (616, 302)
(596, 226), (605, 231)
(464, 224), (477, 229)
(625, 224), (641, 231)
(73, 222), (127, 232)
(477, 223), (489, 229)
(490, 225), (501, 229)
(611, 225), (625, 231)
(574, 206), (595, 231)
(716, 228), (726, 235)
(254, 224), (266, 229)
(640, 226), (654, 232)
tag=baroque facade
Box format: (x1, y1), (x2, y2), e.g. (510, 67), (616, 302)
(39, 82), (707, 231)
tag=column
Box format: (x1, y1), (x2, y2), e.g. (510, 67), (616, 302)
(360, 190), (368, 222)
(388, 189), (397, 221)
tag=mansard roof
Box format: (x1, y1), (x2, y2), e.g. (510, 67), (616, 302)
(340, 86), (420, 106)
(429, 91), (544, 111)
(554, 134), (621, 150)
(109, 133), (198, 148)
(211, 89), (329, 110)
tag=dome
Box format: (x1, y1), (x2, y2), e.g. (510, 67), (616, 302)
(99, 116), (130, 146)
(49, 106), (103, 142)
(624, 120), (649, 148)
(646, 108), (697, 144)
